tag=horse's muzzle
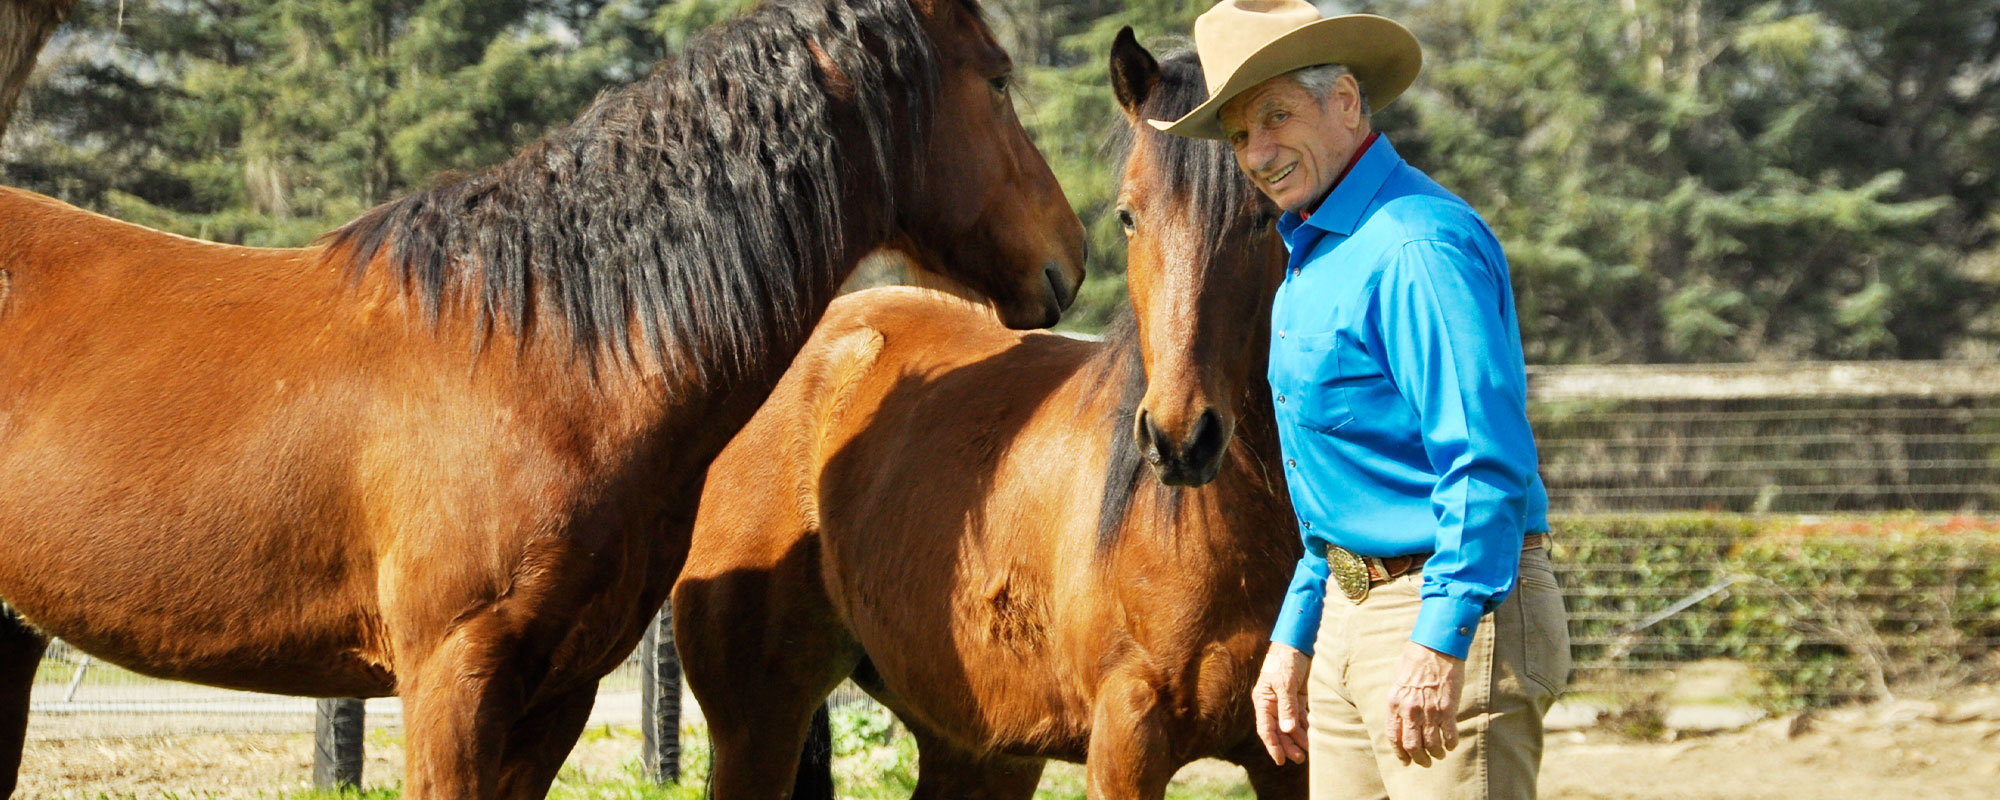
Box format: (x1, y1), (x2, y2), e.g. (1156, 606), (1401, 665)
(1136, 407), (1229, 487)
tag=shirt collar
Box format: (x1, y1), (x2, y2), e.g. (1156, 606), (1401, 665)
(1278, 133), (1400, 239)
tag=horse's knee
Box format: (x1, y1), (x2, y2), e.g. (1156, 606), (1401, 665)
(1085, 675), (1178, 797)
(1093, 675), (1165, 729)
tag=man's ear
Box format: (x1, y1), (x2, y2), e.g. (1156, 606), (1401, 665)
(1110, 27), (1160, 124)
(1336, 72), (1367, 126)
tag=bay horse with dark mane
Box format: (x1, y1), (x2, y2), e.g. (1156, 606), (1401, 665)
(675, 33), (1302, 798)
(0, 1), (1084, 798)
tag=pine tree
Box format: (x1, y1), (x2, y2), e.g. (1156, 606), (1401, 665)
(4, 0), (670, 246)
(1372, 0), (1998, 361)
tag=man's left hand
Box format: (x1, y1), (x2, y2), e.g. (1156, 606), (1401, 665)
(1387, 640), (1465, 767)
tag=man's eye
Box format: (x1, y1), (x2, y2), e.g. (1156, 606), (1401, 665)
(1271, 111), (1289, 124)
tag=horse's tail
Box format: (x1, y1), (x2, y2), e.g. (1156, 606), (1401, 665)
(791, 703), (835, 800)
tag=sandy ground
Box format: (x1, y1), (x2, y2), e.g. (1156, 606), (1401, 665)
(17, 689), (2000, 799)
(1537, 696), (2000, 800)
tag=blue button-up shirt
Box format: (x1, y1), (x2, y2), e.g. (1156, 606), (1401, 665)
(1268, 136), (1548, 660)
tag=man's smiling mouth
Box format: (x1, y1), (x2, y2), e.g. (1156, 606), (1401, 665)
(1266, 164), (1296, 184)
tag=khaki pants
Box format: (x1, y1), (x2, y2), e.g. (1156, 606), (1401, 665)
(1307, 546), (1570, 800)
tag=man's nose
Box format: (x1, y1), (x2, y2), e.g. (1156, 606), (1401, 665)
(1246, 133), (1277, 171)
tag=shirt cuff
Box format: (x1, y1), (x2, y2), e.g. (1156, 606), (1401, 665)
(1271, 558), (1329, 657)
(1411, 595), (1485, 660)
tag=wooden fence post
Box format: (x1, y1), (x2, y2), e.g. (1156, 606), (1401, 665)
(312, 697), (366, 790)
(640, 606), (681, 784)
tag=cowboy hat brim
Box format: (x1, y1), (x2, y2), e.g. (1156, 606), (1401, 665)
(1149, 14), (1421, 140)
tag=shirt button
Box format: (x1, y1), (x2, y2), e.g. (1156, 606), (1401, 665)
(1286, 458), (1296, 468)
(1278, 330), (1286, 338)
(1277, 394), (1286, 404)
(1458, 627), (1472, 636)
(1290, 268), (1300, 276)
(1302, 521), (1312, 529)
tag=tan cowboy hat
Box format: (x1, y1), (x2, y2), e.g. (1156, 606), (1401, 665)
(1150, 0), (1422, 140)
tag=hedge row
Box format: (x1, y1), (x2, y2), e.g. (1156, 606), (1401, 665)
(1550, 515), (2000, 709)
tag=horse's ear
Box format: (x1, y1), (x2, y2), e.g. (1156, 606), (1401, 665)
(1110, 27), (1159, 123)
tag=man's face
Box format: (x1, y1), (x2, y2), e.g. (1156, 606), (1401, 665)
(1219, 73), (1368, 213)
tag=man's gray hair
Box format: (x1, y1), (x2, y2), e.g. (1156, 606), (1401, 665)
(1288, 63), (1370, 116)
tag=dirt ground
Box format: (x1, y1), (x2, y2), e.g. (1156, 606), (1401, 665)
(1536, 695), (2000, 800)
(17, 689), (2000, 799)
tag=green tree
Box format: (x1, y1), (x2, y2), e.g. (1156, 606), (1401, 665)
(1369, 0), (1999, 362)
(4, 0), (669, 246)
(9, 0), (1995, 358)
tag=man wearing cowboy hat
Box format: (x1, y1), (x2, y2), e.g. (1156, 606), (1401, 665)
(1153, 1), (1569, 796)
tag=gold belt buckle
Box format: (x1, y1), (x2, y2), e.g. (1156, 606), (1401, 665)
(1327, 545), (1370, 602)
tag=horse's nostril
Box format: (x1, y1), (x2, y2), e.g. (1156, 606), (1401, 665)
(1044, 261), (1077, 311)
(1135, 409), (1165, 465)
(1188, 408), (1226, 465)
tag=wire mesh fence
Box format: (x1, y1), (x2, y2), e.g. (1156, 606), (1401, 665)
(1528, 363), (2000, 709)
(1530, 362), (2000, 514)
(1551, 524), (2000, 710)
(24, 643), (649, 743)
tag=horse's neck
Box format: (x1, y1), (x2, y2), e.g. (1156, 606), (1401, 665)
(1239, 343), (1281, 465)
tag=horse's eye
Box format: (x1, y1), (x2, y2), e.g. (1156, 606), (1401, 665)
(989, 73), (1013, 95)
(1116, 208), (1136, 235)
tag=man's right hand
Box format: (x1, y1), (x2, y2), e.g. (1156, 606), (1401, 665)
(1253, 641), (1312, 764)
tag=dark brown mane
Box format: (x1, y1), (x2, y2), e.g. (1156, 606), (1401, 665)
(322, 0), (938, 386)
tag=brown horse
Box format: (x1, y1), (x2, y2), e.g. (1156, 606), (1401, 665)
(0, 1), (1084, 798)
(674, 33), (1302, 798)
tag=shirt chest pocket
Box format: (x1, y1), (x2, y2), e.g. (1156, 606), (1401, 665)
(1273, 330), (1374, 435)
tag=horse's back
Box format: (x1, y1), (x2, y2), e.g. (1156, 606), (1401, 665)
(0, 185), (304, 272)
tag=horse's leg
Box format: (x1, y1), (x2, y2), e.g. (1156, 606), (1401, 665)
(1224, 737), (1310, 800)
(1083, 673), (1179, 800)
(791, 703), (834, 800)
(701, 689), (835, 800)
(907, 729), (1044, 800)
(0, 613), (48, 800)
(492, 683), (598, 800)
(397, 616), (539, 800)
(675, 566), (854, 799)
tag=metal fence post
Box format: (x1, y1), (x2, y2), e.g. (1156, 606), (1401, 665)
(312, 697), (366, 790)
(640, 606), (681, 784)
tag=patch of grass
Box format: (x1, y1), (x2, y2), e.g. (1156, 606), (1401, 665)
(546, 759), (702, 800)
(281, 789), (402, 800)
(252, 707), (1254, 800)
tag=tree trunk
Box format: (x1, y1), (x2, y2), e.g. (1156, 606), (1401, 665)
(0, 0), (75, 142)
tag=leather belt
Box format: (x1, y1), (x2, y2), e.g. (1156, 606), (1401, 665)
(1328, 533), (1547, 603)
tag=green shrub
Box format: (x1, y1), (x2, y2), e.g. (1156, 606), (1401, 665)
(1552, 514), (2000, 709)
